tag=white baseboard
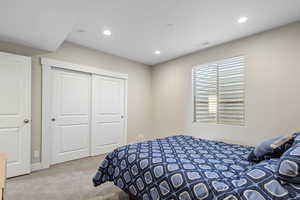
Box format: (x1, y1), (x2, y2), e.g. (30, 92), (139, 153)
(31, 162), (43, 172)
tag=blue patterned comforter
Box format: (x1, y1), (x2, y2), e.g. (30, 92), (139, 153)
(93, 135), (300, 200)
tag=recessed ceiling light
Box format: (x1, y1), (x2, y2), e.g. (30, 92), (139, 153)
(103, 29), (112, 36)
(237, 16), (248, 24)
(154, 50), (161, 55)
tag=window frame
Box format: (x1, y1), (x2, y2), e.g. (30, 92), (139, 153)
(192, 56), (245, 126)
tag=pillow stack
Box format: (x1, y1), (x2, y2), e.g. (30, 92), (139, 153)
(246, 132), (300, 184)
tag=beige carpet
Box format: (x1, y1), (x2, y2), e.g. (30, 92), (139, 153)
(6, 155), (129, 200)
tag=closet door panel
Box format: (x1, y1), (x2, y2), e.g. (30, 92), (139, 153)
(94, 123), (121, 146)
(92, 75), (125, 155)
(51, 69), (91, 164)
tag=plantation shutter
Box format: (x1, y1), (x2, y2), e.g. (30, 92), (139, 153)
(193, 64), (217, 123)
(193, 56), (245, 125)
(218, 56), (245, 125)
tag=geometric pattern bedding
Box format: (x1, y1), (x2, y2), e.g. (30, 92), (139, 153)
(93, 135), (300, 200)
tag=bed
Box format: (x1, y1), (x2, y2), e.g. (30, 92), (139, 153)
(93, 135), (300, 200)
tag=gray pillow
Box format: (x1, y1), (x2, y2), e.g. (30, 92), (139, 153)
(292, 132), (300, 144)
(248, 135), (293, 162)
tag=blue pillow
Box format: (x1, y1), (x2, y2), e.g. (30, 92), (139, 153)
(247, 135), (294, 162)
(276, 143), (300, 183)
(292, 132), (300, 144)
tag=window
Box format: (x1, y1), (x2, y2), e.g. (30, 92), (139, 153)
(192, 56), (245, 125)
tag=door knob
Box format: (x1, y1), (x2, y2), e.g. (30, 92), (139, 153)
(24, 119), (30, 124)
(51, 118), (56, 122)
(121, 115), (124, 119)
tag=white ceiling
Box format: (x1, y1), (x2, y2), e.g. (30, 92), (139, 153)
(1, 1), (300, 65)
(0, 0), (85, 51)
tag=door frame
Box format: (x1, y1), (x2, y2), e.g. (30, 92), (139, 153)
(41, 58), (128, 169)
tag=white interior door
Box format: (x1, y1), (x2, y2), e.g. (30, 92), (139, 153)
(51, 69), (91, 164)
(0, 52), (31, 177)
(91, 75), (125, 155)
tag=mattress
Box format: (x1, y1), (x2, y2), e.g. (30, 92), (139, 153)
(93, 135), (300, 200)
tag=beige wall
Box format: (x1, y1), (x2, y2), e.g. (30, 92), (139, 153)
(1, 22), (300, 164)
(0, 42), (152, 163)
(152, 22), (300, 146)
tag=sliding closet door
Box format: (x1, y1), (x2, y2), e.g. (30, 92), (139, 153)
(91, 75), (125, 155)
(51, 69), (91, 164)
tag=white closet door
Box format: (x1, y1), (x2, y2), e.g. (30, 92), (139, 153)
(51, 69), (91, 164)
(91, 75), (125, 155)
(0, 52), (31, 177)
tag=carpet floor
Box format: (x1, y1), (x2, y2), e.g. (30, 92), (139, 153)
(6, 155), (129, 200)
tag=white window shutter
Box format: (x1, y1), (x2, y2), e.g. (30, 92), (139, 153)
(193, 64), (217, 123)
(193, 56), (245, 125)
(218, 56), (245, 125)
